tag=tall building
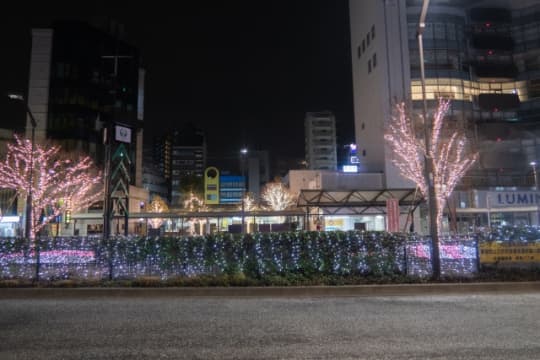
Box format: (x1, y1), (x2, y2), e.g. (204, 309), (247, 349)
(26, 20), (144, 182)
(141, 148), (168, 201)
(349, 0), (540, 189)
(21, 20), (146, 236)
(304, 111), (338, 171)
(246, 150), (270, 198)
(154, 123), (207, 205)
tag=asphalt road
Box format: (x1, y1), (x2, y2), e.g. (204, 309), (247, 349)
(1, 293), (539, 359)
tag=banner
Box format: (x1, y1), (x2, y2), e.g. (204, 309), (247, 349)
(386, 198), (400, 232)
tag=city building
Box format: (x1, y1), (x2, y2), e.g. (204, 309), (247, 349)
(141, 148), (169, 201)
(349, 0), (540, 228)
(246, 150), (270, 198)
(18, 20), (146, 236)
(304, 111), (338, 171)
(154, 123), (206, 205)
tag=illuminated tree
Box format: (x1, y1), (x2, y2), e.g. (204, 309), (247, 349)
(145, 195), (169, 229)
(384, 99), (477, 233)
(183, 191), (207, 212)
(239, 192), (259, 212)
(261, 182), (296, 211)
(0, 135), (103, 238)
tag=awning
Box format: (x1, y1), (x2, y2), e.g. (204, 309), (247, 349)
(297, 189), (424, 215)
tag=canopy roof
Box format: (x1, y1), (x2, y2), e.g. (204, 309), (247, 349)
(297, 189), (424, 215)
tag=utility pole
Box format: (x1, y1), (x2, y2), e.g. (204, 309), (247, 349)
(417, 0), (441, 279)
(240, 147), (248, 234)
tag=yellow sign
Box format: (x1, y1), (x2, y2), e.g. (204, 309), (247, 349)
(326, 218), (344, 227)
(204, 167), (220, 205)
(479, 243), (540, 263)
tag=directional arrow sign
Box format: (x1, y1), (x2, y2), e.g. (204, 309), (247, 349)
(112, 143), (132, 164)
(111, 161), (131, 183)
(111, 178), (129, 196)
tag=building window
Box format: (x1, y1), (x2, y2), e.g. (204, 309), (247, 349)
(371, 25), (375, 40)
(373, 53), (377, 68)
(361, 122), (365, 130)
(368, 59), (372, 73)
(357, 45), (362, 58)
(362, 150), (366, 156)
(366, 33), (370, 46)
(362, 39), (365, 52)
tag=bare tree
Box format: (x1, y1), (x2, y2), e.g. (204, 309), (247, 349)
(0, 135), (103, 238)
(384, 99), (477, 234)
(261, 182), (296, 211)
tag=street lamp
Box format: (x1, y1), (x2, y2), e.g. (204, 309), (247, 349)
(417, 0), (441, 279)
(530, 161), (538, 190)
(530, 161), (539, 226)
(7, 93), (37, 239)
(240, 147), (248, 234)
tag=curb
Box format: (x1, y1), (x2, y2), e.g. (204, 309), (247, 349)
(1, 282), (540, 299)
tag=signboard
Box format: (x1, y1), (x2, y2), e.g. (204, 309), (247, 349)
(479, 243), (540, 263)
(204, 167), (220, 205)
(115, 125), (132, 143)
(386, 198), (400, 232)
(484, 191), (540, 207)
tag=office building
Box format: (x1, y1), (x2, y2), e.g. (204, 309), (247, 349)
(26, 20), (144, 180)
(350, 0), (540, 227)
(21, 20), (146, 236)
(305, 111), (338, 171)
(154, 123), (206, 205)
(350, 0), (540, 187)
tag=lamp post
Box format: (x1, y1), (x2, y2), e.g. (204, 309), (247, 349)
(240, 147), (248, 234)
(531, 161), (539, 226)
(530, 161), (538, 190)
(7, 94), (37, 239)
(417, 0), (440, 279)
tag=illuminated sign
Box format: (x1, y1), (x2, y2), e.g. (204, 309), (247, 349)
(0, 216), (20, 223)
(488, 191), (540, 207)
(204, 167), (220, 205)
(115, 125), (132, 143)
(480, 243), (540, 263)
(343, 165), (358, 173)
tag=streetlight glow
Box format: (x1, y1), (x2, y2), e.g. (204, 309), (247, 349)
(240, 147), (248, 233)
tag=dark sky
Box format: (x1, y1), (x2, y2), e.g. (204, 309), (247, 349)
(1, 1), (354, 175)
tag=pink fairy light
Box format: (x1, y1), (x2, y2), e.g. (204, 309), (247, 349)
(384, 99), (477, 233)
(0, 135), (103, 238)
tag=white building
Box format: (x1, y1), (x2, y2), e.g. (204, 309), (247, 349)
(349, 0), (540, 229)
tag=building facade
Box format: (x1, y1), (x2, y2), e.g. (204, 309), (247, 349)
(22, 20), (146, 236)
(304, 111), (338, 171)
(154, 124), (207, 205)
(350, 0), (540, 228)
(350, 0), (540, 188)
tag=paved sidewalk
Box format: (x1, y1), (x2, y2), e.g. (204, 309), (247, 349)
(1, 281), (539, 298)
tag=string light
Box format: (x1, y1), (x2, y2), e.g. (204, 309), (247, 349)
(0, 135), (103, 238)
(384, 99), (478, 234)
(0, 229), (499, 280)
(145, 195), (168, 229)
(261, 182), (296, 211)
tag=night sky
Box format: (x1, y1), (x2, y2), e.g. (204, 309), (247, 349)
(1, 1), (354, 175)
